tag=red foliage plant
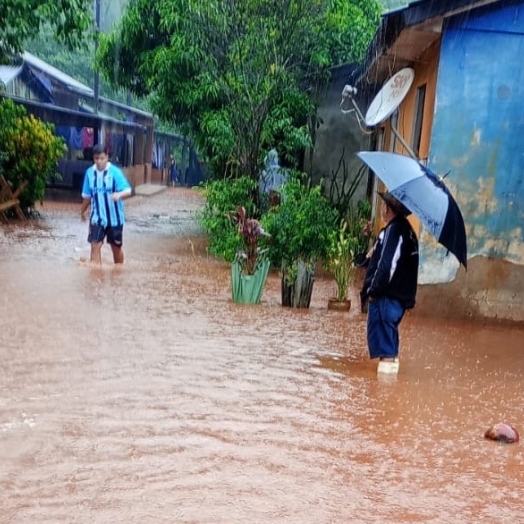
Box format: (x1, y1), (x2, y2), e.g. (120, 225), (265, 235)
(230, 206), (269, 275)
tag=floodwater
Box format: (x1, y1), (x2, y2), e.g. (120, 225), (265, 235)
(1, 188), (523, 524)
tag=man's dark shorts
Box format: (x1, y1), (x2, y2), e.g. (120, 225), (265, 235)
(88, 224), (123, 246)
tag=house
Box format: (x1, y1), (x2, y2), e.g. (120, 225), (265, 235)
(349, 0), (524, 323)
(0, 52), (182, 189)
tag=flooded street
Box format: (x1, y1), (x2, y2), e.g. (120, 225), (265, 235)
(1, 188), (523, 523)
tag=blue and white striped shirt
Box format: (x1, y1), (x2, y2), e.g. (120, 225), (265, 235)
(81, 163), (131, 227)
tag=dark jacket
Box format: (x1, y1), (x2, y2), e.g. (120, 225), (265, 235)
(361, 215), (419, 309)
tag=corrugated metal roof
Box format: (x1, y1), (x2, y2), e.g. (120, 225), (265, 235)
(22, 51), (94, 96)
(79, 102), (113, 120)
(1, 93), (146, 132)
(0, 65), (23, 85)
(98, 96), (153, 119)
(4, 52), (153, 123)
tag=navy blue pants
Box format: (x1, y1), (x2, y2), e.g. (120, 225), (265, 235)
(367, 297), (405, 359)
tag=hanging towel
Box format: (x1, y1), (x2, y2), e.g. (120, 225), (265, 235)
(56, 125), (71, 143)
(70, 127), (83, 150)
(82, 128), (94, 149)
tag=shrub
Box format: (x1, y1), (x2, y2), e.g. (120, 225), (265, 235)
(198, 176), (260, 262)
(0, 99), (66, 210)
(348, 199), (374, 255)
(261, 173), (339, 283)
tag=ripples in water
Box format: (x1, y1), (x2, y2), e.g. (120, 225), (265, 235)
(1, 189), (524, 523)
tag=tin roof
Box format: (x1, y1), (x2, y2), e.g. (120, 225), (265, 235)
(22, 51), (94, 97)
(0, 65), (23, 86)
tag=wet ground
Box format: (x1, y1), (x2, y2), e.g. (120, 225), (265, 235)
(1, 187), (523, 523)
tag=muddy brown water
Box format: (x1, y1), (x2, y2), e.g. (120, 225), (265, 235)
(1, 188), (523, 523)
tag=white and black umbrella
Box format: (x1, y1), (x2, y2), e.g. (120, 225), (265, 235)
(357, 151), (467, 268)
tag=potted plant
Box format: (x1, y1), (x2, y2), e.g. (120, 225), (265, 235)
(325, 219), (357, 312)
(262, 175), (338, 308)
(229, 206), (270, 304)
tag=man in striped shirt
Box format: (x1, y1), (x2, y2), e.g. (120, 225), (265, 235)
(80, 144), (132, 264)
(361, 192), (419, 375)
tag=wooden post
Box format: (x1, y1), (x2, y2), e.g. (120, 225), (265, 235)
(0, 176), (27, 221)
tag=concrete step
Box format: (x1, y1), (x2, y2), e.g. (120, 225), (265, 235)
(134, 184), (167, 197)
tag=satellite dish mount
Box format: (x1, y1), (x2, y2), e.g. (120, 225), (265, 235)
(341, 68), (418, 160)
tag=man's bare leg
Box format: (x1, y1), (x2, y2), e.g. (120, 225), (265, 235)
(90, 242), (103, 265)
(110, 244), (124, 264)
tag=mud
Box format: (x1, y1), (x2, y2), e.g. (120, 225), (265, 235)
(1, 188), (523, 523)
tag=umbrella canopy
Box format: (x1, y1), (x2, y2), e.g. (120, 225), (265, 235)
(357, 151), (467, 268)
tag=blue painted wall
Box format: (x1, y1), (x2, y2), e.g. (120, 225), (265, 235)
(425, 1), (524, 281)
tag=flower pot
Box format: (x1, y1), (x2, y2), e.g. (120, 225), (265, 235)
(327, 297), (351, 312)
(281, 259), (316, 308)
(231, 259), (270, 304)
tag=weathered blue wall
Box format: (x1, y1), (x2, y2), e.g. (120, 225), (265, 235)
(422, 1), (524, 284)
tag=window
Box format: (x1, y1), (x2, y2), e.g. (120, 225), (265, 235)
(412, 84), (426, 156)
(389, 109), (399, 152)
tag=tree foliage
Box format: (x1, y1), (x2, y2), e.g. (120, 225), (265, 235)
(261, 174), (339, 277)
(0, 0), (92, 63)
(0, 99), (66, 210)
(99, 0), (381, 179)
(198, 176), (260, 263)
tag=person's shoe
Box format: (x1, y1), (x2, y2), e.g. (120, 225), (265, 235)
(377, 358), (399, 375)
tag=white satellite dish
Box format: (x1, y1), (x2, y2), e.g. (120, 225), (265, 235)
(364, 68), (415, 127)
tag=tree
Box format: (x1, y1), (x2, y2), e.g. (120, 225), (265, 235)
(98, 0), (381, 179)
(0, 0), (92, 63)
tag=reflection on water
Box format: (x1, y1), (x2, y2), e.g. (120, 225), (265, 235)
(1, 188), (524, 523)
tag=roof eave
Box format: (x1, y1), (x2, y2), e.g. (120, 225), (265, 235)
(352, 0), (502, 84)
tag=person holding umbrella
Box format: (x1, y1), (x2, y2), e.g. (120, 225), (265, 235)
(360, 192), (419, 375)
(356, 151), (468, 375)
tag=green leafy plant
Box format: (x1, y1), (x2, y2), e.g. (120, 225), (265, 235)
(198, 176), (260, 262)
(325, 219), (357, 301)
(0, 99), (66, 211)
(348, 199), (374, 255)
(262, 173), (338, 283)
